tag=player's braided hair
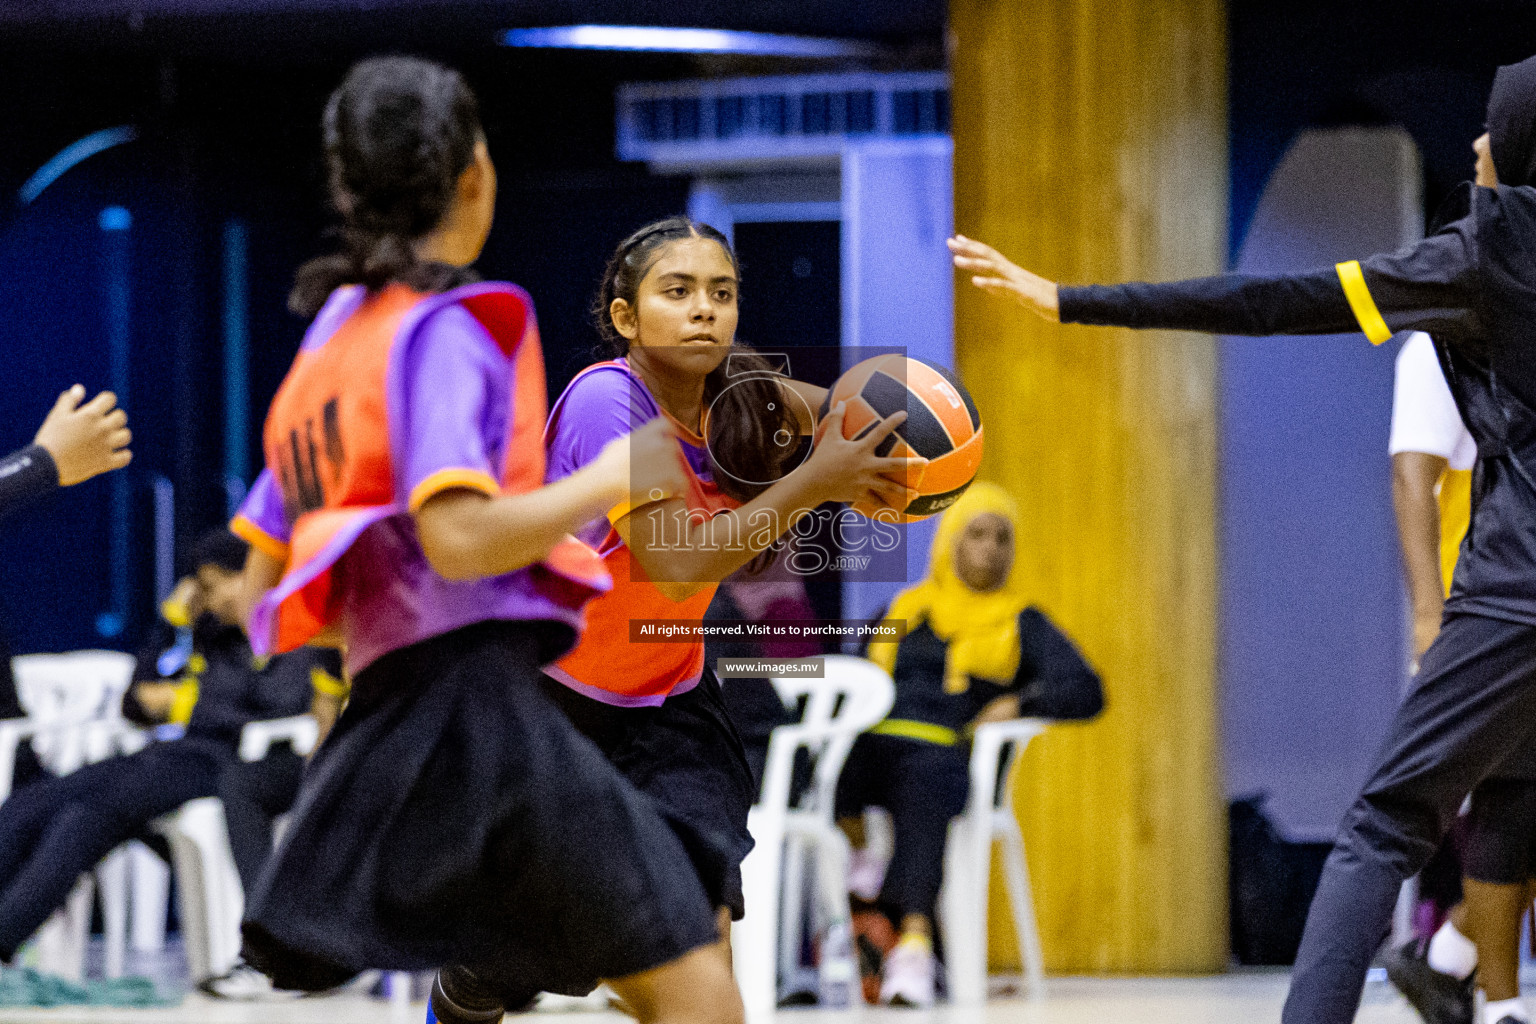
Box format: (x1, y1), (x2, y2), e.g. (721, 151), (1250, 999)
(290, 56), (482, 318)
(594, 217), (802, 505)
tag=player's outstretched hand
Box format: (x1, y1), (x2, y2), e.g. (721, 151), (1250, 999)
(33, 385), (133, 486)
(948, 235), (1061, 322)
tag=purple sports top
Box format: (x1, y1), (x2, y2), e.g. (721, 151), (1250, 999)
(545, 357), (716, 547)
(237, 286), (590, 676)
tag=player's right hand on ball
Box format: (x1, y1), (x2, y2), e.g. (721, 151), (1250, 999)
(34, 385), (133, 487)
(806, 402), (924, 510)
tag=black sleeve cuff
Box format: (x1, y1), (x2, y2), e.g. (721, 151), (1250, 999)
(0, 445), (59, 517)
(1056, 285), (1098, 326)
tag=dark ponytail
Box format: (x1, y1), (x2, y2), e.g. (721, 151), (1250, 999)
(594, 217), (802, 506)
(290, 56), (484, 318)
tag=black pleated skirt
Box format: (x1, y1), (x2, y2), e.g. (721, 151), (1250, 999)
(241, 620), (718, 997)
(542, 668), (757, 920)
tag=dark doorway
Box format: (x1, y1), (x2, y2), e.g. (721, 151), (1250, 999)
(733, 220), (840, 350)
(731, 218), (843, 622)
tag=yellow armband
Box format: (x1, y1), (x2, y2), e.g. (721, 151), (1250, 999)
(1336, 260), (1393, 345)
(870, 719), (959, 746)
(310, 667), (350, 699)
(167, 680), (199, 727)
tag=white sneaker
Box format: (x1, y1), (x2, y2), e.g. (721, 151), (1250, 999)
(879, 940), (936, 1008)
(198, 962), (298, 1001)
(848, 848), (888, 902)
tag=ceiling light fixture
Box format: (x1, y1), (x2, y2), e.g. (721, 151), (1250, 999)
(502, 25), (883, 59)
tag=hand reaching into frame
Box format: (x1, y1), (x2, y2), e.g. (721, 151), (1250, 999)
(33, 385), (133, 486)
(948, 235), (1061, 322)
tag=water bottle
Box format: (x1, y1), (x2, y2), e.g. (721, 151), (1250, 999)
(818, 919), (858, 1007)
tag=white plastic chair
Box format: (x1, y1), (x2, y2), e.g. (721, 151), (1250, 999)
(0, 711), (94, 981)
(129, 841), (171, 954)
(92, 726), (160, 978)
(164, 713), (410, 1002)
(154, 714), (319, 981)
(938, 718), (1048, 1003)
(0, 716), (42, 802)
(27, 710), (160, 980)
(11, 652), (136, 775)
(102, 726), (174, 962)
(732, 656), (895, 1022)
(4, 651), (135, 979)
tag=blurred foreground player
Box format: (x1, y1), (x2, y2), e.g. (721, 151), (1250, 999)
(950, 53), (1536, 1024)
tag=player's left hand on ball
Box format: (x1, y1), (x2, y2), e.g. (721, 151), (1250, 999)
(34, 385), (133, 486)
(865, 476), (922, 513)
(947, 235), (1061, 322)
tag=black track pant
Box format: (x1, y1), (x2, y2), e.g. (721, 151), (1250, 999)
(219, 747), (305, 896)
(0, 741), (222, 960)
(834, 733), (970, 922)
(1285, 613), (1536, 1024)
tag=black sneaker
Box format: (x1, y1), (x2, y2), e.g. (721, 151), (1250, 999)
(1383, 940), (1475, 1024)
(429, 968), (507, 1024)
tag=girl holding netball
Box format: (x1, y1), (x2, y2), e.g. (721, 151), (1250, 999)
(229, 57), (751, 1024)
(535, 218), (919, 973)
(423, 217), (919, 1020)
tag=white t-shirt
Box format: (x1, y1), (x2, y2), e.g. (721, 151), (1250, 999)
(1389, 332), (1476, 469)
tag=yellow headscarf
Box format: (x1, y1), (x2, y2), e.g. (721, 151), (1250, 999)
(867, 481), (1029, 693)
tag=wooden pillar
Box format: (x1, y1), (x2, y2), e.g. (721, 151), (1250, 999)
(950, 0), (1228, 973)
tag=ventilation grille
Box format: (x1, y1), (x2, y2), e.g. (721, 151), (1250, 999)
(617, 72), (949, 166)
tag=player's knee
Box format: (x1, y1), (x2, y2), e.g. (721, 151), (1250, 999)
(694, 967), (745, 1024)
(616, 945), (743, 1024)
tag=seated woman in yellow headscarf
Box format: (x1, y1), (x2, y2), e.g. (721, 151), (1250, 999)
(836, 482), (1102, 1008)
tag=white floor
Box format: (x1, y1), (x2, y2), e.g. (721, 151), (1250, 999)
(0, 971), (1434, 1024)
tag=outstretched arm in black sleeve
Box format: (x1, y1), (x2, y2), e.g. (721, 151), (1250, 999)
(0, 446), (58, 518)
(948, 219), (1482, 348)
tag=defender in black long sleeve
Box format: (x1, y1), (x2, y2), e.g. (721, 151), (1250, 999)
(0, 446), (58, 516)
(950, 54), (1536, 1024)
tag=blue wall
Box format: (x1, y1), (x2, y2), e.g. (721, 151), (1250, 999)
(0, 50), (688, 655)
(1219, 129), (1422, 838)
